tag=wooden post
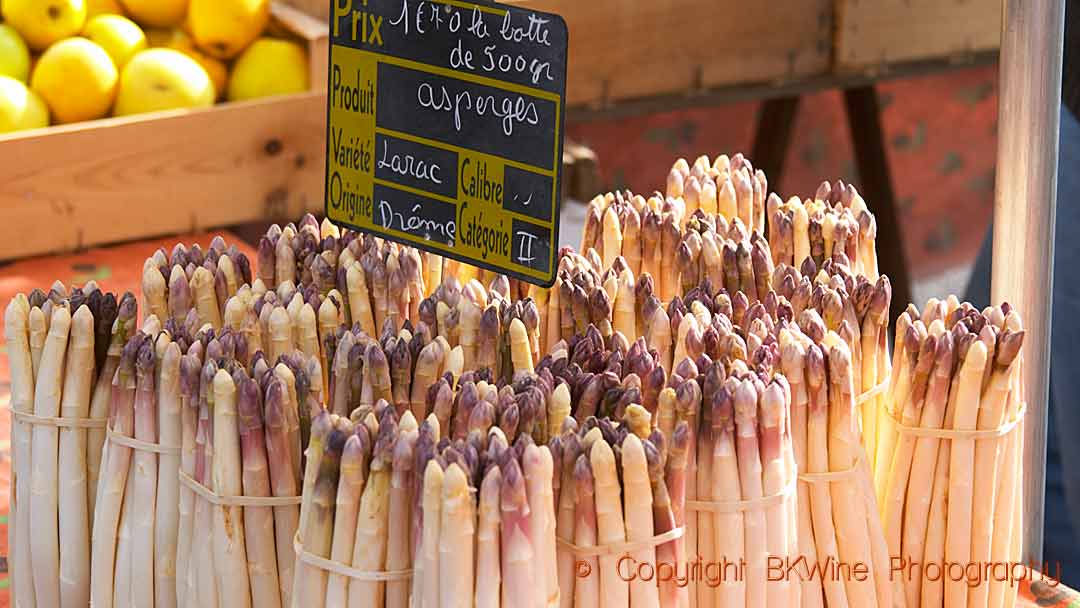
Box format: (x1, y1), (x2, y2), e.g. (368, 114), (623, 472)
(844, 85), (912, 329)
(991, 0), (1065, 563)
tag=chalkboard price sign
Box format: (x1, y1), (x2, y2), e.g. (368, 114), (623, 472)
(324, 0), (568, 287)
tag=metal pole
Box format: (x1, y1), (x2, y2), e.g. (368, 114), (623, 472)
(992, 0), (1065, 563)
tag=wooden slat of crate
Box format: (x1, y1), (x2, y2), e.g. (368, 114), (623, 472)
(272, 2), (330, 90)
(283, 0), (329, 21)
(0, 93), (326, 261)
(525, 0), (832, 107)
(289, 0), (832, 108)
(834, 0), (1001, 72)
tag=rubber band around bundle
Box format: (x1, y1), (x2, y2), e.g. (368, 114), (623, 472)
(557, 526), (685, 557)
(106, 427), (180, 454)
(7, 407), (106, 429)
(178, 470), (302, 507)
(889, 402), (1027, 441)
(294, 532), (413, 581)
(686, 477), (796, 513)
(798, 452), (868, 485)
(856, 374), (891, 406)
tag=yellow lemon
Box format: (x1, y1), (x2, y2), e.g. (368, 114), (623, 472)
(2, 0), (87, 51)
(31, 37), (117, 123)
(228, 38), (307, 102)
(118, 0), (186, 28)
(0, 24), (31, 83)
(86, 0), (123, 17)
(146, 27), (226, 98)
(114, 48), (213, 116)
(188, 0), (268, 59)
(83, 14), (146, 68)
(0, 75), (48, 132)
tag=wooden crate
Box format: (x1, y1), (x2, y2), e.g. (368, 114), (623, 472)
(0, 3), (329, 262)
(282, 0), (328, 21)
(525, 0), (831, 107)
(834, 0), (1001, 72)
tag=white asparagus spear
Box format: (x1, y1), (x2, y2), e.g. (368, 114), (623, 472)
(346, 421), (394, 607)
(5, 296), (36, 608)
(477, 464), (503, 608)
(131, 338), (159, 608)
(988, 372), (1023, 608)
(296, 427), (344, 608)
(824, 336), (880, 607)
(709, 385), (747, 608)
(212, 369), (252, 608)
(387, 430), (419, 608)
(944, 340), (988, 608)
(883, 332), (937, 601)
(113, 440), (136, 608)
(779, 337), (824, 608)
(900, 332), (955, 606)
(572, 455), (600, 608)
(29, 304), (46, 378)
(265, 379), (301, 607)
(324, 433), (368, 607)
(526, 444), (560, 608)
(622, 434), (660, 608)
(761, 380), (792, 607)
(591, 439), (629, 608)
(57, 305), (94, 608)
(733, 379), (767, 608)
(90, 337), (138, 608)
(501, 456), (535, 608)
(30, 305), (71, 607)
(969, 331), (1023, 608)
(805, 344), (849, 608)
(421, 460), (444, 608)
(237, 376), (283, 608)
(155, 341), (182, 608)
(875, 318), (917, 506)
(440, 462), (476, 608)
(176, 354), (201, 608)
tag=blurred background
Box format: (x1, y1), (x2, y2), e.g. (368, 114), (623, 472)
(563, 65), (999, 306)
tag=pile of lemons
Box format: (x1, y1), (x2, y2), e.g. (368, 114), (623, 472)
(0, 0), (310, 133)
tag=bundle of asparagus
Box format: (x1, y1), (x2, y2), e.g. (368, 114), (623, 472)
(773, 258), (893, 465)
(766, 180), (880, 280)
(576, 194), (772, 305)
(88, 309), (313, 608)
(292, 394), (560, 608)
(551, 411), (689, 608)
(244, 281), (339, 397)
(256, 214), (470, 334)
(779, 317), (893, 608)
(580, 154), (766, 261)
(141, 236), (253, 331)
(873, 301), (1025, 608)
(542, 319), (804, 608)
(325, 321), (446, 423)
(171, 327), (316, 608)
(665, 154), (768, 235)
(5, 283), (134, 608)
(91, 312), (214, 608)
(414, 275), (542, 385)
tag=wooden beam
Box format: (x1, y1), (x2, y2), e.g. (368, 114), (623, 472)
(568, 51), (997, 123)
(751, 96), (801, 187)
(842, 85), (912, 327)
